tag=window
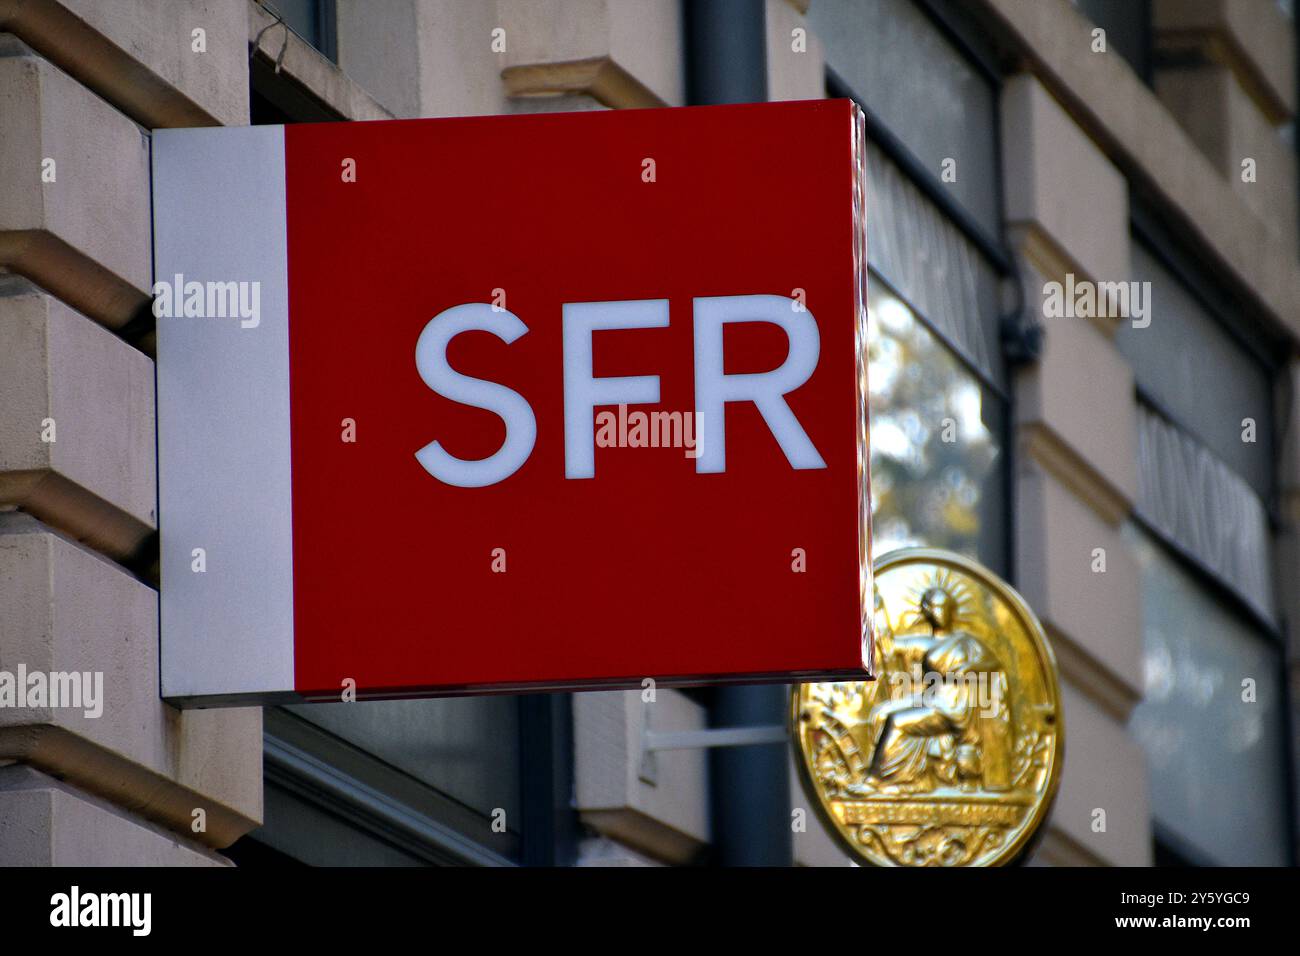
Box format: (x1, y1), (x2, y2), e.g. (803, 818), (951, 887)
(1118, 226), (1291, 865)
(1118, 237), (1279, 623)
(1073, 0), (1151, 83)
(1119, 242), (1275, 502)
(815, 0), (1012, 575)
(810, 0), (1002, 236)
(246, 706), (519, 866)
(272, 697), (523, 862)
(1125, 525), (1290, 866)
(250, 30), (345, 125)
(868, 279), (1007, 568)
(261, 0), (337, 62)
(232, 694), (571, 866)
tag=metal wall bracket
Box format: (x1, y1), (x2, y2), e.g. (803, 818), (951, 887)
(638, 697), (788, 785)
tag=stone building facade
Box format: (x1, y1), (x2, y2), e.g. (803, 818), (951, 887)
(0, 0), (1296, 866)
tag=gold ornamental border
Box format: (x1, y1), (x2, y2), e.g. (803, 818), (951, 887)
(790, 546), (1066, 867)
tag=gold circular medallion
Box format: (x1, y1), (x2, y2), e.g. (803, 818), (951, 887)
(793, 548), (1063, 866)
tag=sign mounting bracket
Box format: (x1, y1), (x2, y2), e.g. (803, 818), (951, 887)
(638, 697), (788, 784)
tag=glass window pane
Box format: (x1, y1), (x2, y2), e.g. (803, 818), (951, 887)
(264, 0), (336, 60)
(254, 780), (429, 866)
(1135, 403), (1275, 623)
(285, 696), (521, 824)
(1072, 0), (1151, 82)
(1125, 524), (1290, 866)
(1118, 242), (1274, 499)
(865, 140), (1005, 388)
(811, 0), (1000, 233)
(868, 278), (1007, 571)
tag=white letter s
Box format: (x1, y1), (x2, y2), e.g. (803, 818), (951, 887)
(414, 303), (536, 487)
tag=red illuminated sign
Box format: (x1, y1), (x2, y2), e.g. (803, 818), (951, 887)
(154, 100), (872, 704)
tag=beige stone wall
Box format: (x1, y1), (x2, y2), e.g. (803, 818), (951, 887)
(336, 0), (683, 117)
(0, 2), (265, 865)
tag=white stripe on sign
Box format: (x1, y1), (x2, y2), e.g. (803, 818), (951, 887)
(154, 125), (296, 700)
